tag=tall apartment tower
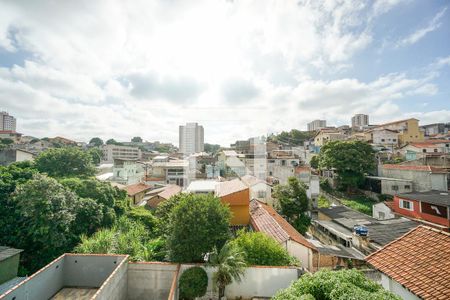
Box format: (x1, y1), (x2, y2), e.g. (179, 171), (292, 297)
(351, 114), (369, 129)
(0, 111), (17, 131)
(179, 122), (204, 154)
(307, 120), (326, 131)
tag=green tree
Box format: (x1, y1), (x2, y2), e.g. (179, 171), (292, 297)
(208, 242), (246, 299)
(319, 141), (375, 191)
(89, 137), (103, 147)
(179, 267), (208, 300)
(272, 269), (401, 300)
(154, 193), (184, 236)
(0, 138), (14, 145)
(126, 206), (158, 233)
(131, 136), (143, 143)
(87, 147), (103, 165)
(11, 174), (79, 272)
(167, 193), (231, 262)
(204, 143), (221, 154)
(230, 231), (292, 266)
(35, 148), (96, 177)
(309, 156), (319, 169)
(106, 138), (122, 145)
(273, 177), (309, 222)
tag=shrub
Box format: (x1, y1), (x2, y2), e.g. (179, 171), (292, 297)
(179, 267), (208, 300)
(230, 231), (292, 266)
(126, 206), (158, 233)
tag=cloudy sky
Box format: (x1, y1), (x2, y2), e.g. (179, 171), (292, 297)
(0, 0), (449, 146)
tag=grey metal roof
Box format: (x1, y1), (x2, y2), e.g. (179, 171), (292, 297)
(0, 246), (23, 262)
(397, 190), (450, 207)
(307, 239), (365, 260)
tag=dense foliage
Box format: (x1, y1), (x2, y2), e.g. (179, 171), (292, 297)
(319, 141), (375, 191)
(89, 137), (103, 146)
(87, 147), (103, 165)
(208, 242), (246, 298)
(230, 231), (293, 266)
(35, 147), (96, 177)
(267, 129), (315, 146)
(131, 136), (143, 143)
(204, 143), (221, 154)
(272, 269), (401, 300)
(309, 155), (319, 169)
(179, 267), (208, 300)
(167, 193), (231, 262)
(273, 177), (311, 234)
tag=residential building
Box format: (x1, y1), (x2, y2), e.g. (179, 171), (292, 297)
(149, 158), (189, 187)
(0, 247), (22, 287)
(363, 128), (399, 148)
(0, 131), (22, 143)
(400, 140), (450, 161)
(311, 205), (418, 255)
(217, 150), (246, 177)
(0, 149), (34, 166)
(381, 164), (448, 192)
(420, 122), (450, 137)
(216, 179), (250, 225)
(240, 175), (272, 205)
(250, 200), (365, 272)
(48, 136), (77, 146)
(392, 191), (449, 231)
(365, 175), (414, 196)
(375, 118), (424, 145)
(123, 182), (152, 205)
(351, 114), (369, 129)
(185, 180), (219, 194)
(101, 144), (142, 162)
(146, 185), (182, 208)
(111, 158), (145, 185)
(267, 150), (300, 184)
(366, 226), (450, 300)
(307, 119), (326, 131)
(313, 129), (347, 147)
(179, 122), (204, 155)
(0, 253), (301, 300)
(0, 112), (16, 131)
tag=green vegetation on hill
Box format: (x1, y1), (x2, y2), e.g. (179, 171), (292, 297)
(267, 129), (315, 146)
(341, 196), (374, 216)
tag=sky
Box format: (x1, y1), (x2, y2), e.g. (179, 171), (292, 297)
(0, 0), (449, 146)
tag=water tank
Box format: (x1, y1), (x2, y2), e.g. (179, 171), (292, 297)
(354, 225), (369, 236)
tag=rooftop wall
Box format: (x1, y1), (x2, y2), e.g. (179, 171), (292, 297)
(0, 254), (127, 300)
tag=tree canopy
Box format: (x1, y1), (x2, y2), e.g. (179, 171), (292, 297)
(35, 147), (96, 177)
(106, 138), (122, 145)
(267, 130), (314, 146)
(319, 141), (375, 191)
(230, 231), (293, 266)
(273, 177), (309, 221)
(89, 137), (103, 146)
(131, 136), (143, 143)
(179, 267), (208, 300)
(273, 269), (401, 300)
(166, 193), (231, 262)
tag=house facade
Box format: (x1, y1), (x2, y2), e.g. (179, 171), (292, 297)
(363, 128), (399, 148)
(375, 118), (424, 145)
(216, 179), (250, 225)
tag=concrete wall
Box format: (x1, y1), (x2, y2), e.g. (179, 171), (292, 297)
(381, 274), (420, 300)
(373, 203), (395, 220)
(94, 257), (128, 300)
(286, 240), (313, 271)
(0, 253), (20, 285)
(127, 262), (178, 300)
(177, 264), (300, 299)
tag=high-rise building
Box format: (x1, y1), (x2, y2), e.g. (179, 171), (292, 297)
(0, 111), (17, 131)
(307, 120), (326, 131)
(351, 114), (369, 129)
(179, 122), (204, 154)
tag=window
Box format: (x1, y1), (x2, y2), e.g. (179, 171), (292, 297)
(381, 139), (385, 142)
(391, 185), (398, 191)
(434, 149), (438, 152)
(257, 191), (266, 198)
(393, 139), (397, 142)
(281, 160), (286, 166)
(422, 149), (427, 153)
(400, 199), (413, 211)
(378, 212), (386, 220)
(404, 185), (411, 189)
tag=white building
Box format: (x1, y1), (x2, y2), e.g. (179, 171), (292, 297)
(101, 144), (142, 162)
(241, 175), (272, 205)
(351, 114), (369, 129)
(372, 202), (396, 220)
(365, 128), (399, 147)
(179, 122), (204, 155)
(307, 119), (326, 131)
(0, 111), (17, 131)
(111, 158), (145, 185)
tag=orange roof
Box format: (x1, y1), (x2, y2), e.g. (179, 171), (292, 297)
(366, 226), (450, 300)
(124, 183), (152, 196)
(383, 164), (447, 173)
(384, 201), (395, 210)
(250, 200), (316, 250)
(295, 166), (311, 174)
(215, 179), (248, 197)
(158, 184), (182, 200)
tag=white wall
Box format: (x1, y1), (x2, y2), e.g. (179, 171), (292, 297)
(15, 150), (33, 162)
(373, 203), (395, 220)
(286, 241), (313, 271)
(381, 274), (420, 300)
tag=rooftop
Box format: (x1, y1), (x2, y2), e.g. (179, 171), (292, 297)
(124, 182), (152, 196)
(397, 190), (450, 207)
(215, 179), (248, 198)
(0, 246), (22, 262)
(157, 184), (182, 200)
(366, 226), (450, 300)
(250, 200), (316, 250)
(240, 175), (267, 187)
(186, 180), (219, 193)
(383, 164), (447, 173)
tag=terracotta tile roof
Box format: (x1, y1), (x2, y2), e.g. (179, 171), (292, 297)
(366, 226), (450, 300)
(158, 184), (182, 200)
(384, 201), (395, 210)
(215, 179), (248, 197)
(383, 164), (447, 173)
(124, 183), (152, 196)
(295, 166), (311, 174)
(250, 200), (316, 250)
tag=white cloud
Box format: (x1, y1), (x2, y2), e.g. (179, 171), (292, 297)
(397, 7), (447, 47)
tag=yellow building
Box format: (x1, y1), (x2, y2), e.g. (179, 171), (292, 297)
(375, 118), (424, 145)
(314, 129), (347, 146)
(216, 179), (250, 225)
